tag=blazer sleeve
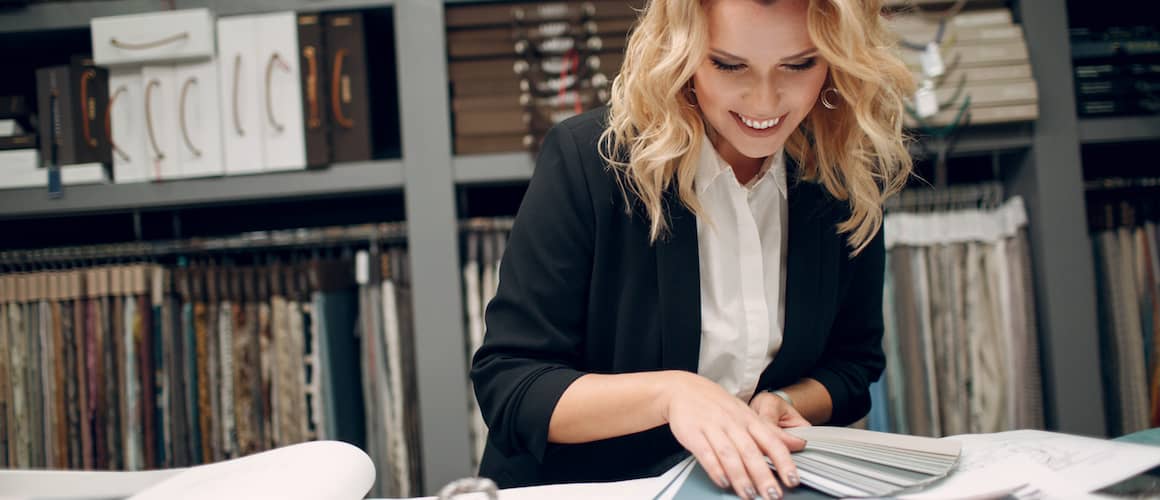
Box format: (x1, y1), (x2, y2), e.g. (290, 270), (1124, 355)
(808, 225), (887, 426)
(469, 123), (593, 462)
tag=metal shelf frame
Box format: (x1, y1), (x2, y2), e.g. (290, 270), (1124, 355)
(0, 160), (404, 220)
(453, 152), (534, 185)
(1078, 116), (1160, 145)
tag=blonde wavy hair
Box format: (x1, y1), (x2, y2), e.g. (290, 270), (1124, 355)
(599, 0), (915, 255)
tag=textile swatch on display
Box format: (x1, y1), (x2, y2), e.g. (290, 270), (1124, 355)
(0, 225), (418, 486)
(873, 194), (1045, 437)
(460, 217), (512, 471)
(1088, 200), (1159, 437)
(355, 245), (424, 498)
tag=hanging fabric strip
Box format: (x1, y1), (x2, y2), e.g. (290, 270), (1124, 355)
(1123, 226), (1151, 433)
(29, 292), (44, 468)
(154, 267), (173, 468)
(123, 289), (141, 470)
(1146, 222), (1160, 428)
(257, 278), (273, 452)
(11, 298), (29, 467)
(1093, 230), (1124, 436)
(288, 289), (309, 445)
(77, 281), (92, 470)
(51, 291), (68, 468)
(270, 293), (287, 448)
(304, 281), (324, 441)
(0, 293), (10, 468)
(105, 271), (122, 471)
(65, 287), (80, 470)
(219, 290), (238, 459)
(232, 270), (259, 457)
(138, 288), (156, 470)
(206, 274), (223, 464)
(382, 270), (409, 496)
(195, 292), (213, 463)
(394, 248), (425, 495)
(462, 231), (485, 470)
(883, 257), (907, 434)
(37, 294), (52, 469)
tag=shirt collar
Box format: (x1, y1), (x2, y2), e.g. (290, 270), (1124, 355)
(695, 130), (787, 198)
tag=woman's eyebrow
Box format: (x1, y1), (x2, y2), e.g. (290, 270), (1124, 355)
(709, 47), (819, 62)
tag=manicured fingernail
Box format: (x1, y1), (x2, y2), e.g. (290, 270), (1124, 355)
(719, 476), (731, 489)
(788, 471), (801, 487)
(768, 486), (782, 500)
(745, 486), (758, 499)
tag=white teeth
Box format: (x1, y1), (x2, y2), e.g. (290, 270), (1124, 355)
(738, 113), (781, 130)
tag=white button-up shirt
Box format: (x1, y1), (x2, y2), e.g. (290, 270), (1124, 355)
(694, 131), (789, 402)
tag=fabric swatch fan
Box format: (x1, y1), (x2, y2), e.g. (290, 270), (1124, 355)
(779, 427), (962, 498)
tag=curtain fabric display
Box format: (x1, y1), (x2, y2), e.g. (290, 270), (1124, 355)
(1088, 198), (1160, 437)
(0, 263), (325, 470)
(460, 217), (511, 472)
(357, 245), (424, 498)
(871, 195), (1045, 436)
(0, 224), (423, 499)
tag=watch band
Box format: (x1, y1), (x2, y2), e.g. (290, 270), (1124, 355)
(771, 389), (795, 408)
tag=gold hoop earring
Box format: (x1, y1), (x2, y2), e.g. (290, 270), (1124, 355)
(821, 87), (839, 110)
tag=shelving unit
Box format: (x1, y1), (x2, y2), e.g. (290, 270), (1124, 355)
(0, 160), (404, 219)
(0, 0), (398, 33)
(0, 0), (1148, 493)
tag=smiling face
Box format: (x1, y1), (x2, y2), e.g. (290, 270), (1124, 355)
(692, 0), (830, 172)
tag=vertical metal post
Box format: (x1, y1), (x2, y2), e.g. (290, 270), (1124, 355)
(393, 0), (473, 492)
(1010, 0), (1107, 436)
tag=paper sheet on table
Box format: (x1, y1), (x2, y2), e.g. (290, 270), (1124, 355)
(373, 457), (694, 500)
(897, 455), (1103, 500)
(0, 468), (185, 500)
(945, 430), (1160, 493)
(0, 441), (375, 500)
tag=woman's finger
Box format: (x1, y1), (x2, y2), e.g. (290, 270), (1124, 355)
(779, 410), (812, 430)
(775, 424), (808, 452)
(684, 429), (730, 490)
(749, 420), (801, 492)
(705, 426), (755, 499)
(727, 424), (781, 500)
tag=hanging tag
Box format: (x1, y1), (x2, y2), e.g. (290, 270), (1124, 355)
(920, 42), (945, 79)
(355, 250), (369, 286)
(915, 83), (939, 118)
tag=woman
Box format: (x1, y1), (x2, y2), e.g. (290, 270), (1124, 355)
(470, 0), (914, 498)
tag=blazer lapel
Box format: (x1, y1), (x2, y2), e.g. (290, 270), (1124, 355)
(656, 191), (702, 373)
(760, 156), (830, 390)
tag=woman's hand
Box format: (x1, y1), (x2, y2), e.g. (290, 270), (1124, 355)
(749, 391), (812, 429)
(662, 371), (806, 500)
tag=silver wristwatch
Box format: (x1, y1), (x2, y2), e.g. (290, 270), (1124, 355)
(771, 389), (795, 408)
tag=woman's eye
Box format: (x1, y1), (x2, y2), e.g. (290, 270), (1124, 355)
(711, 58), (746, 72)
(783, 57), (818, 72)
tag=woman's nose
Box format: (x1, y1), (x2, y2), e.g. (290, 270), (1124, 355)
(746, 80), (783, 115)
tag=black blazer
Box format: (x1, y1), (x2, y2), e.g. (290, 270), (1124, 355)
(470, 107), (886, 488)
